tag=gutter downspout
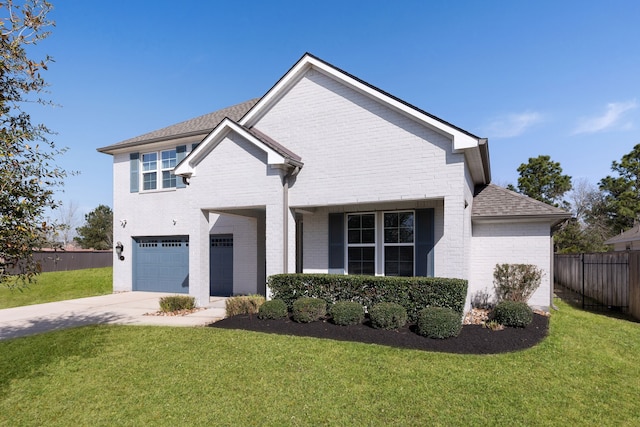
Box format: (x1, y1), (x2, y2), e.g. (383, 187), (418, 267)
(283, 173), (289, 273)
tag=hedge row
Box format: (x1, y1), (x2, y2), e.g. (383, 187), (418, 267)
(268, 274), (467, 322)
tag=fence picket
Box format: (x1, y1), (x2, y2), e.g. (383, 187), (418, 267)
(554, 251), (636, 314)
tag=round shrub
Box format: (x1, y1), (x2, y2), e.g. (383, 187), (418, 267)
(417, 307), (462, 339)
(258, 299), (288, 320)
(292, 297), (327, 323)
(330, 301), (364, 326)
(492, 301), (533, 328)
(369, 302), (408, 330)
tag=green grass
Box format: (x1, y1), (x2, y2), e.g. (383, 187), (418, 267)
(0, 268), (112, 309)
(0, 298), (639, 426)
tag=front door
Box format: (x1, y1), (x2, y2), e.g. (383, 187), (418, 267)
(210, 234), (233, 296)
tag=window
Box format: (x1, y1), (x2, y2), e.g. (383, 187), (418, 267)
(141, 149), (177, 190)
(383, 211), (414, 276)
(347, 213), (375, 275)
(343, 211), (415, 276)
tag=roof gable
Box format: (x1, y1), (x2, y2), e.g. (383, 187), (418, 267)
(472, 184), (571, 225)
(174, 118), (302, 177)
(240, 53), (481, 152)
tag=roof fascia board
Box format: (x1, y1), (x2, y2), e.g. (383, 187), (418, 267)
(240, 54), (480, 151)
(174, 118), (286, 176)
(98, 132), (207, 155)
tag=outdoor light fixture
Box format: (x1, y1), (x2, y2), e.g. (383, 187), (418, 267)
(115, 241), (124, 261)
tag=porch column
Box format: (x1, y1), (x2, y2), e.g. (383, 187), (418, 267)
(443, 195), (467, 279)
(265, 202), (284, 298)
(189, 209), (210, 307)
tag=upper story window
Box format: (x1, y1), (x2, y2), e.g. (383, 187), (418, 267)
(142, 149), (177, 190)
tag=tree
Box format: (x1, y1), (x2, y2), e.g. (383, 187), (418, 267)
(598, 143), (640, 234)
(50, 200), (79, 247)
(509, 155), (572, 207)
(0, 1), (67, 284)
(554, 179), (610, 253)
(74, 205), (113, 250)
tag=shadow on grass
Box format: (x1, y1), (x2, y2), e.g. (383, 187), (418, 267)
(0, 312), (122, 399)
(554, 285), (639, 323)
(0, 311), (124, 341)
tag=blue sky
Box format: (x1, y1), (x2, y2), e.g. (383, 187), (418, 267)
(25, 0), (640, 218)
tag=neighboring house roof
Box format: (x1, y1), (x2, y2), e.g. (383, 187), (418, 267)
(604, 224), (640, 245)
(472, 184), (571, 224)
(97, 98), (259, 153)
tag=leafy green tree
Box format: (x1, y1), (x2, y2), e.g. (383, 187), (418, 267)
(0, 0), (67, 284)
(598, 143), (640, 234)
(74, 205), (113, 250)
(509, 155), (572, 207)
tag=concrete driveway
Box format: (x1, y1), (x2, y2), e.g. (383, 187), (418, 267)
(0, 292), (227, 341)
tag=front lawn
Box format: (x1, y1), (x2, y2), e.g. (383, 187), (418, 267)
(0, 267), (112, 309)
(1, 298), (639, 426)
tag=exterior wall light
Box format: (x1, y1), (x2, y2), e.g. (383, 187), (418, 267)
(115, 241), (125, 261)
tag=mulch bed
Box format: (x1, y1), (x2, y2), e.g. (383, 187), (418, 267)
(210, 313), (549, 355)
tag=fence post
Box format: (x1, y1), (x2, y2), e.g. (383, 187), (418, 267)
(581, 253), (585, 310)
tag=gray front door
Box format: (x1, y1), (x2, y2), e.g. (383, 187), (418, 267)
(210, 234), (233, 296)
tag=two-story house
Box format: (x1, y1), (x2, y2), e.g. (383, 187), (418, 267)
(98, 53), (570, 311)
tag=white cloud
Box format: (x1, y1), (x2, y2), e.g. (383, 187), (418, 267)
(572, 100), (637, 134)
(484, 111), (543, 138)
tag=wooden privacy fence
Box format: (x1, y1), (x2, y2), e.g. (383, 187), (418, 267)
(554, 251), (640, 320)
(30, 251), (113, 273)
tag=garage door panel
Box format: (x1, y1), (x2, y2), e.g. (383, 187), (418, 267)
(134, 236), (189, 293)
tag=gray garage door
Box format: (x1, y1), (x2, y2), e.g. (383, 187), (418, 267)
(133, 236), (189, 293)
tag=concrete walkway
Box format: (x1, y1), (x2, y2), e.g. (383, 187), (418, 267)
(0, 292), (227, 341)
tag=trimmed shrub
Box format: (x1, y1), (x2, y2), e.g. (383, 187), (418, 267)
(292, 297), (326, 323)
(159, 295), (195, 313)
(416, 307), (462, 339)
(225, 295), (265, 317)
(492, 300), (533, 328)
(493, 264), (543, 303)
(268, 274), (467, 322)
(369, 302), (407, 330)
(258, 299), (288, 320)
(329, 301), (365, 326)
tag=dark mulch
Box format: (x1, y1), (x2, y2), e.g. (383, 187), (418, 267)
(210, 314), (549, 355)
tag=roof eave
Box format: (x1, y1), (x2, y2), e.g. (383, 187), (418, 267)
(97, 130), (210, 155)
(472, 213), (572, 226)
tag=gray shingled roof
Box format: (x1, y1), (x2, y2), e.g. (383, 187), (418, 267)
(604, 224), (640, 244)
(98, 98), (260, 153)
(472, 184), (571, 223)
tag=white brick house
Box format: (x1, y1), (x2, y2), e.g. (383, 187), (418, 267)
(98, 53), (569, 311)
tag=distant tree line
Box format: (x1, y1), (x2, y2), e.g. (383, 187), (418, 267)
(508, 144), (640, 253)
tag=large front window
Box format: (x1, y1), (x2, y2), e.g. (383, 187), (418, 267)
(345, 211), (414, 276)
(142, 149), (177, 190)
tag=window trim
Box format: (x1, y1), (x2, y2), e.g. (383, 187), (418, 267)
(140, 148), (178, 192)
